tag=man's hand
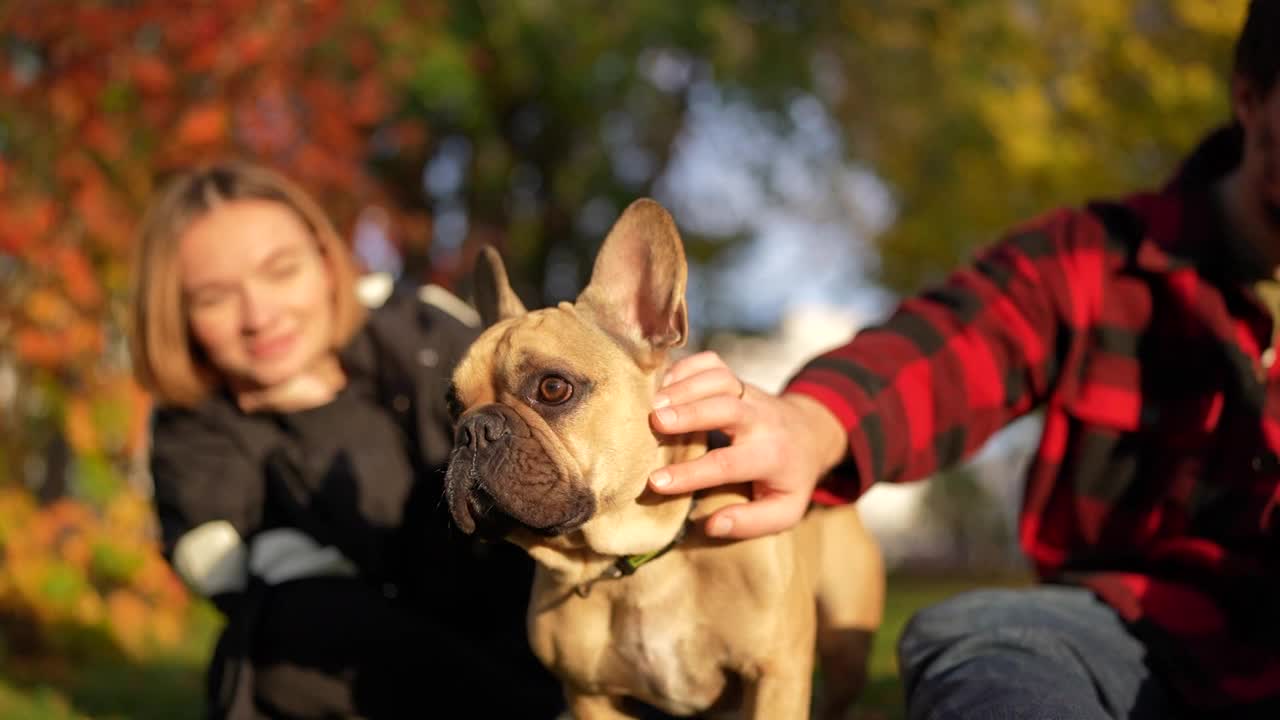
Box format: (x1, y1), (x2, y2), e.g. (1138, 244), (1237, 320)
(648, 351), (848, 539)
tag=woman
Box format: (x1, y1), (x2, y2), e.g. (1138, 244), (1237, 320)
(130, 161), (562, 719)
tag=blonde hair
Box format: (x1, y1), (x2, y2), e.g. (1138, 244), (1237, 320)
(130, 161), (366, 408)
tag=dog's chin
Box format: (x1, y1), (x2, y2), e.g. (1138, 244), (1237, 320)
(467, 486), (594, 540)
(465, 487), (519, 541)
(470, 510), (520, 542)
(527, 501), (595, 538)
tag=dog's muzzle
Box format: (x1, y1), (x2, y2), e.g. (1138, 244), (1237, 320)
(444, 404), (596, 538)
(445, 409), (514, 536)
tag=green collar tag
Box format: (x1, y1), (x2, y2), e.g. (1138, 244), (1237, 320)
(624, 549), (662, 570)
(574, 498), (696, 598)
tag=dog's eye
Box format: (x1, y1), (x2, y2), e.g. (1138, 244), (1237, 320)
(537, 375), (574, 405)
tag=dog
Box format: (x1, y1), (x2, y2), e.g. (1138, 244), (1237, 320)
(444, 199), (884, 719)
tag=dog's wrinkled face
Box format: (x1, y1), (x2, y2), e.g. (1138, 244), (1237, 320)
(444, 199), (688, 549)
(444, 306), (652, 539)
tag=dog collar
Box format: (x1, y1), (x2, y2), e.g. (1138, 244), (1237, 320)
(574, 497), (696, 598)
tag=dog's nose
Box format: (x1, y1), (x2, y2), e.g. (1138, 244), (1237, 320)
(456, 412), (509, 450)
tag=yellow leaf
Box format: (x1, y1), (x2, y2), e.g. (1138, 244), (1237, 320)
(1173, 0), (1249, 36)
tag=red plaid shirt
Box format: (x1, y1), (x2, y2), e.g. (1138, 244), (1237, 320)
(787, 126), (1280, 710)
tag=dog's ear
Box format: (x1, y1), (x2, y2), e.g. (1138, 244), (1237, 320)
(576, 199), (687, 364)
(472, 245), (528, 327)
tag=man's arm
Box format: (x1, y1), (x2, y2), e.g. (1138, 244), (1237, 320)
(648, 207), (1111, 538)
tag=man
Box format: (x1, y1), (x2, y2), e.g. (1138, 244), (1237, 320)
(646, 2), (1280, 717)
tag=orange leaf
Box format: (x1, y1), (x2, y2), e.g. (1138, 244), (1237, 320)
(84, 118), (125, 158)
(350, 74), (388, 127)
(14, 328), (68, 368)
(175, 104), (227, 146)
(65, 396), (99, 455)
(47, 499), (96, 532)
(73, 184), (131, 260)
(236, 30), (272, 66)
(130, 55), (174, 95)
(60, 534), (91, 570)
(105, 589), (149, 658)
(151, 607), (184, 648)
(349, 36), (377, 70)
(0, 199), (57, 255)
(66, 320), (105, 357)
(24, 288), (74, 327)
(184, 40), (221, 74)
(50, 85), (86, 127)
(55, 247), (103, 309)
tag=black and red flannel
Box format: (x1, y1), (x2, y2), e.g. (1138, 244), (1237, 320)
(787, 126), (1280, 710)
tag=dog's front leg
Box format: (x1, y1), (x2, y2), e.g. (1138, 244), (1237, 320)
(566, 690), (635, 720)
(743, 666), (815, 720)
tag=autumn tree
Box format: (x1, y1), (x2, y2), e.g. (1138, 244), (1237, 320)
(800, 0), (1248, 290)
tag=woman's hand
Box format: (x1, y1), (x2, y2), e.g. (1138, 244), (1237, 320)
(647, 351), (848, 539)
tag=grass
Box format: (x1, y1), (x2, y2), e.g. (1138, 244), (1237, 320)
(0, 574), (1026, 719)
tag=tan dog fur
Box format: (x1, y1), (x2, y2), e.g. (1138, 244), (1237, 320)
(445, 199), (884, 719)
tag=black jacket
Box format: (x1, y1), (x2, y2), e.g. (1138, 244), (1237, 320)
(150, 288), (560, 718)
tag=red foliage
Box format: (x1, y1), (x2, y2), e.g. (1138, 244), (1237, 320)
(0, 0), (439, 500)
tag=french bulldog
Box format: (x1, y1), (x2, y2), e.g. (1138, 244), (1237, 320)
(444, 199), (884, 719)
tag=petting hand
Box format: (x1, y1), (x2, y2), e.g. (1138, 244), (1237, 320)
(648, 351), (848, 540)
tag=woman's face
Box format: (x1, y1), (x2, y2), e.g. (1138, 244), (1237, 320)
(178, 199), (336, 392)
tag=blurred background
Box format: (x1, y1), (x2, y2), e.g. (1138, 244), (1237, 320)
(0, 0), (1247, 717)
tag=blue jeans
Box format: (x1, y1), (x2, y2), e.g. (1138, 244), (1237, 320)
(897, 586), (1180, 720)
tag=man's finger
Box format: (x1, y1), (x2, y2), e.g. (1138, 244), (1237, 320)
(649, 443), (758, 494)
(653, 368), (742, 409)
(650, 394), (748, 436)
(703, 494), (802, 540)
(661, 351), (728, 386)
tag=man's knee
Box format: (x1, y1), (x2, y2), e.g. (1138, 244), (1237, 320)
(897, 587), (1104, 689)
(898, 589), (1027, 662)
(895, 587), (1169, 720)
